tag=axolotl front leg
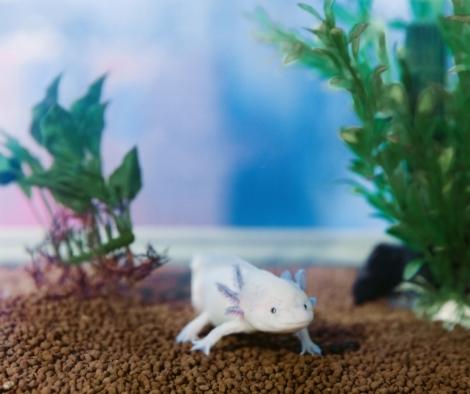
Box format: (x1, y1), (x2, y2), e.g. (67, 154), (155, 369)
(191, 320), (251, 355)
(295, 328), (322, 355)
(176, 312), (210, 343)
(281, 270), (322, 355)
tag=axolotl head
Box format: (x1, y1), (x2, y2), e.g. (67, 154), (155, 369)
(217, 266), (317, 334)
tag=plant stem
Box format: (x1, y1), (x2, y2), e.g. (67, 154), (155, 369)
(38, 189), (55, 220)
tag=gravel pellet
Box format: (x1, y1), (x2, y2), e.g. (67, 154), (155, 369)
(0, 267), (468, 393)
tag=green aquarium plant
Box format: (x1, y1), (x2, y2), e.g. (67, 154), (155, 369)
(0, 75), (165, 295)
(257, 0), (469, 325)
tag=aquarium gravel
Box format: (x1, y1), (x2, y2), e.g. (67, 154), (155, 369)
(0, 267), (469, 393)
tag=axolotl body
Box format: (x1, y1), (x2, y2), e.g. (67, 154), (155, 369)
(176, 254), (322, 355)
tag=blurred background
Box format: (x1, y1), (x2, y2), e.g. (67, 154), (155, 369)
(0, 0), (413, 230)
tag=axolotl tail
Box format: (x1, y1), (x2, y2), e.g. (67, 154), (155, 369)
(190, 254), (206, 312)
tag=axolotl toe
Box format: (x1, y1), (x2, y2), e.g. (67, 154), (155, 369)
(176, 254), (322, 356)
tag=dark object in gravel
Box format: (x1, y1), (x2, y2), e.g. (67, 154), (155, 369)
(353, 243), (417, 304)
(1, 267), (469, 393)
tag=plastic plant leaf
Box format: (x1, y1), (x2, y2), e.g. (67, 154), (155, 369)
(349, 159), (374, 178)
(61, 159), (108, 200)
(1, 132), (43, 173)
(340, 127), (362, 144)
(30, 74), (61, 146)
(445, 15), (470, 24)
(108, 146), (142, 203)
(330, 27), (347, 53)
(448, 64), (470, 73)
(386, 224), (421, 246)
(25, 155), (107, 213)
(74, 102), (106, 160)
(50, 191), (90, 214)
(403, 259), (424, 281)
(72, 74), (106, 113)
(416, 88), (436, 114)
(351, 36), (361, 59)
(372, 65), (388, 80)
(438, 147), (454, 174)
(298, 3), (323, 21)
(358, 0), (372, 18)
(442, 178), (453, 196)
(39, 104), (83, 160)
(377, 32), (390, 79)
(0, 155), (22, 185)
(26, 170), (90, 213)
(329, 76), (352, 90)
(333, 3), (357, 25)
(323, 0), (336, 26)
(311, 48), (341, 70)
(348, 22), (369, 42)
(71, 75), (107, 157)
(283, 50), (301, 65)
(389, 20), (409, 30)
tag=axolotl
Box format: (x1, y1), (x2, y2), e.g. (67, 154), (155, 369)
(176, 254), (322, 356)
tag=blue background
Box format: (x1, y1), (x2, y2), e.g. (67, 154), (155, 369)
(0, 0), (410, 228)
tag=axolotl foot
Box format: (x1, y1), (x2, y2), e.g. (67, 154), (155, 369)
(189, 320), (249, 356)
(176, 312), (210, 344)
(300, 340), (322, 356)
(191, 339), (212, 355)
(295, 328), (322, 356)
(176, 330), (194, 344)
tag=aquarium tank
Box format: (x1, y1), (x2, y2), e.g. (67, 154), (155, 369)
(0, 2), (469, 393)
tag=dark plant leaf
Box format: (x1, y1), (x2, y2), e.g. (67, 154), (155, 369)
(351, 37), (361, 59)
(39, 104), (83, 159)
(25, 156), (108, 212)
(25, 169), (91, 213)
(0, 155), (22, 185)
(403, 259), (424, 280)
(1, 131), (43, 173)
(108, 146), (142, 203)
(30, 74), (61, 146)
(70, 75), (107, 157)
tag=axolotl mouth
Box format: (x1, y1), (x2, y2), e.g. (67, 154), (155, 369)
(255, 317), (313, 334)
(276, 319), (313, 333)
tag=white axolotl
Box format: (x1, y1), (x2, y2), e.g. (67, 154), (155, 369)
(176, 254), (322, 356)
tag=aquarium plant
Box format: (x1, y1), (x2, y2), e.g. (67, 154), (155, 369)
(0, 75), (165, 295)
(257, 0), (469, 325)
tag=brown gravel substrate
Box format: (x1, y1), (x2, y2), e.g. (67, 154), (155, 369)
(1, 266), (469, 393)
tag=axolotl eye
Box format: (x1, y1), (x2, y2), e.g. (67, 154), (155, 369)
(270, 307), (277, 314)
(303, 303), (308, 310)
